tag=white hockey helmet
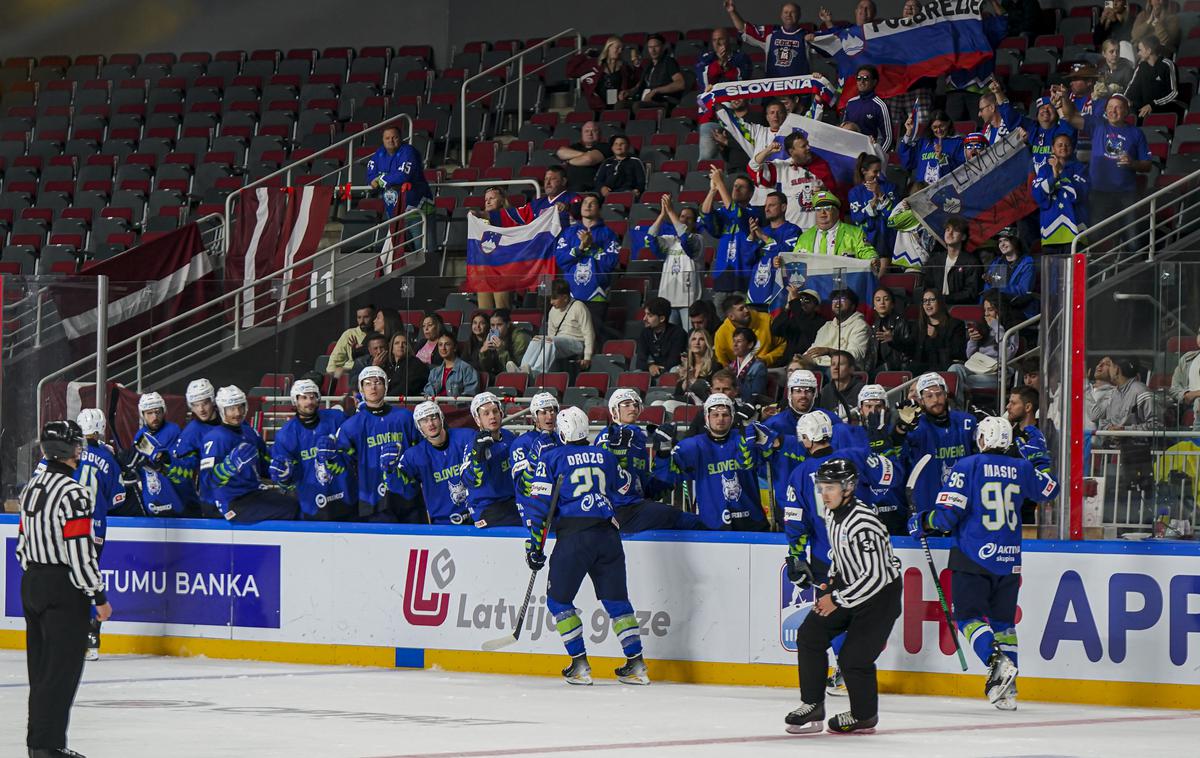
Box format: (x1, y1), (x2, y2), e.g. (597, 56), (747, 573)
(858, 384), (887, 405)
(556, 406), (590, 444)
(607, 387), (642, 421)
(413, 400), (444, 425)
(138, 392), (166, 413)
(215, 385), (247, 412)
(76, 408), (106, 437)
(289, 379), (321, 404)
(470, 391), (503, 421)
(787, 369), (818, 390)
(358, 365), (388, 390)
(185, 378), (215, 405)
(703, 392), (735, 429)
(976, 415), (1013, 452)
(529, 392), (560, 414)
(916, 372), (948, 395)
(797, 410), (833, 443)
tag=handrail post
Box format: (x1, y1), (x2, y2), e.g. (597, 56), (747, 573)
(94, 275), (108, 412)
(1148, 196), (1156, 260)
(233, 291), (242, 349)
(135, 335), (143, 393)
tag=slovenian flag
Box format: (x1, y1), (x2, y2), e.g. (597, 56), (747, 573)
(466, 210), (561, 293)
(777, 252), (877, 308)
(811, 3), (994, 108)
(904, 130), (1036, 248)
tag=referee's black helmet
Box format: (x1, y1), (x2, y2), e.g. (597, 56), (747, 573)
(41, 419), (83, 461)
(815, 457), (858, 489)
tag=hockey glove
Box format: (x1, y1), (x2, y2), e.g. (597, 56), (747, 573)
(864, 408), (888, 433)
(734, 401), (756, 426)
(749, 421), (776, 449)
(525, 539), (547, 571)
(474, 431), (496, 460)
(315, 434), (339, 465)
(268, 456), (293, 484)
(895, 403), (922, 435)
(119, 467), (140, 489)
(649, 421), (677, 454)
(228, 442), (259, 473)
(785, 555), (815, 589)
(907, 511), (938, 538)
(605, 424), (634, 452)
(379, 441), (402, 472)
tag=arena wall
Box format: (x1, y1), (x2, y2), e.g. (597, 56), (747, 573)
(1, 516), (1197, 709)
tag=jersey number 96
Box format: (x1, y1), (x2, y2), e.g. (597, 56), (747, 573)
(980, 482), (1020, 531)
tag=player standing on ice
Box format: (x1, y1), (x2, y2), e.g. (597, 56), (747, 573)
(200, 386), (298, 523)
(394, 401), (476, 525)
(461, 391), (523, 527)
(510, 392), (561, 522)
(785, 458), (902, 735)
(269, 379), (356, 521)
(596, 388), (705, 532)
(525, 406), (650, 686)
(908, 416), (1059, 711)
(170, 378), (222, 515)
(897, 372), (977, 512)
(319, 365), (420, 522)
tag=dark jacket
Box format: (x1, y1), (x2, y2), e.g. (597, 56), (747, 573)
(636, 321), (688, 372)
(771, 298), (828, 358)
(920, 248), (984, 306)
(817, 376), (866, 422)
(594, 156), (647, 196)
(384, 356), (429, 397)
(864, 311), (915, 375)
(568, 53), (639, 111)
(912, 316), (967, 373)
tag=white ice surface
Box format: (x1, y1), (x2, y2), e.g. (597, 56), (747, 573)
(1, 650), (1197, 758)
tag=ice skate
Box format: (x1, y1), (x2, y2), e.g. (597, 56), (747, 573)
(561, 654), (592, 685)
(615, 654), (650, 685)
(827, 711), (878, 734)
(826, 665), (847, 696)
(29, 749), (86, 757)
(784, 702), (825, 734)
(985, 649), (1018, 705)
(994, 679), (1018, 711)
(85, 620), (100, 662)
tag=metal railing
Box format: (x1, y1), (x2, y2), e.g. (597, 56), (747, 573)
(35, 207), (429, 432)
(2, 214), (226, 358)
(459, 28), (582, 163)
(222, 114), (415, 254)
(1077, 166), (1200, 285)
(1086, 434), (1200, 534)
(998, 313), (1041, 403)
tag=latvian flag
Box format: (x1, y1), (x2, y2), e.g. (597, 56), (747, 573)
(227, 186), (334, 327)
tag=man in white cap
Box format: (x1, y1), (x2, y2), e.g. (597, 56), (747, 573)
(595, 389), (705, 532)
(461, 391), (522, 527)
(319, 365), (420, 522)
(394, 401), (477, 525)
(199, 385), (298, 523)
(510, 392), (562, 523)
(269, 379), (355, 521)
(897, 371), (977, 513)
(170, 378), (221, 516)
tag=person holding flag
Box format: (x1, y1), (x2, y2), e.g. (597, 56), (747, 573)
(789, 191), (883, 274)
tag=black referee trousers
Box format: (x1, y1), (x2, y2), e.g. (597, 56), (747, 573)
(796, 579), (902, 720)
(22, 564), (90, 750)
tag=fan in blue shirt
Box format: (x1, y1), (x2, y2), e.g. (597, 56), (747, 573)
(365, 125), (431, 216)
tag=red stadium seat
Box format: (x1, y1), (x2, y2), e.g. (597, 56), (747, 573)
(618, 372), (651, 396)
(602, 339), (636, 364)
(493, 372), (529, 393)
(949, 304), (984, 326)
(533, 372), (569, 396)
(875, 371), (912, 390)
(672, 405), (699, 424)
(638, 405), (666, 425)
(576, 373), (610, 394)
(588, 406), (610, 423)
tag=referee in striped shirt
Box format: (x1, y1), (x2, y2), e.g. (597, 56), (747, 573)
(17, 419), (112, 758)
(784, 458), (901, 736)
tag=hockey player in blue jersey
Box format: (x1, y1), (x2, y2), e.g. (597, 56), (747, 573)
(461, 391), (522, 527)
(199, 386), (298, 523)
(849, 384), (908, 535)
(122, 391), (188, 518)
(170, 378), (222, 516)
(595, 388), (705, 532)
(524, 406), (650, 686)
(898, 372), (977, 515)
(662, 393), (773, 530)
(269, 379), (355, 521)
(395, 401), (475, 525)
(763, 370), (819, 516)
(510, 392), (561, 523)
(75, 408), (124, 661)
(319, 365), (420, 522)
(908, 416), (1059, 711)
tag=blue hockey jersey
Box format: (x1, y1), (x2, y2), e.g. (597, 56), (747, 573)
(898, 135), (965, 186)
(929, 452), (1058, 574)
(75, 441), (124, 540)
(904, 410), (977, 512)
(664, 429), (770, 529)
(462, 428), (518, 521)
(510, 429), (559, 521)
(364, 143), (432, 214)
(595, 423), (666, 507)
(527, 444), (620, 526)
(555, 221), (620, 302)
(704, 204), (762, 291)
(199, 422), (270, 516)
(747, 220), (802, 309)
(397, 428), (476, 525)
(171, 417), (219, 507)
(271, 409), (355, 517)
(135, 421), (190, 515)
(332, 404), (418, 507)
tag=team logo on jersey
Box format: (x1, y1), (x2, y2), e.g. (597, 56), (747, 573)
(978, 542), (997, 560)
(753, 260), (772, 288)
(448, 479), (468, 505)
(403, 548), (455, 627)
(573, 258), (593, 285)
(383, 188), (399, 208)
(669, 255), (682, 274)
(377, 482), (387, 497)
(779, 563), (817, 652)
(721, 472), (742, 502)
(315, 461), (332, 485)
(145, 470), (162, 495)
(480, 230), (501, 254)
(726, 239), (738, 262)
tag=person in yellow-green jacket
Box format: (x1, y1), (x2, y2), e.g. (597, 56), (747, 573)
(788, 191), (887, 276)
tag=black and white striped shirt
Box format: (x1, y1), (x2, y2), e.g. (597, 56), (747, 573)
(16, 460), (107, 605)
(824, 499), (900, 608)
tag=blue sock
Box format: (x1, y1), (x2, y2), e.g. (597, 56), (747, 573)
(959, 618), (995, 668)
(601, 599), (643, 658)
(547, 598), (586, 658)
(831, 631), (846, 657)
(993, 622), (1017, 668)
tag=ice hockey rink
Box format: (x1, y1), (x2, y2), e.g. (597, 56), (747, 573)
(1, 651), (1197, 758)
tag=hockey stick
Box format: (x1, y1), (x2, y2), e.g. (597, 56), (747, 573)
(763, 457), (778, 531)
(907, 454), (969, 672)
(481, 473), (563, 652)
